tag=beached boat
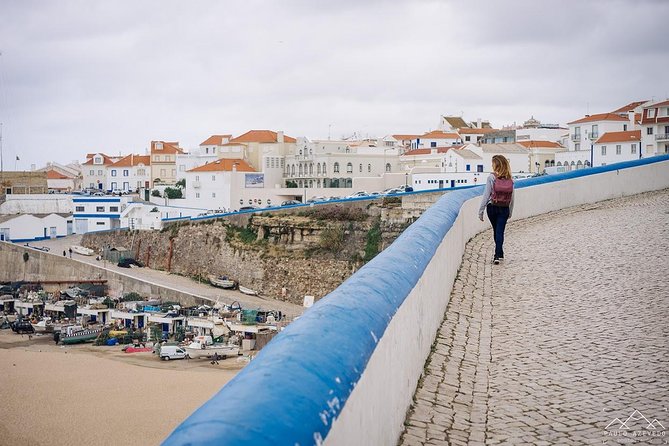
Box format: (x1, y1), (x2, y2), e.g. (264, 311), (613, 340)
(71, 245), (94, 256)
(56, 325), (103, 344)
(208, 275), (238, 289)
(31, 317), (55, 333)
(184, 335), (240, 359)
(239, 286), (258, 296)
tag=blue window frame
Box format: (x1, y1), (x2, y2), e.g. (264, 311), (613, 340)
(466, 164), (471, 171)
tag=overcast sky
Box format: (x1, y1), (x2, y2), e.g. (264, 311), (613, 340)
(1, 0), (668, 169)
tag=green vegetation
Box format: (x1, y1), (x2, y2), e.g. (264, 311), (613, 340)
(299, 205), (367, 222)
(319, 225), (344, 251)
(175, 178), (186, 189)
(363, 220), (382, 261)
(121, 291), (142, 302)
(225, 225), (258, 244)
(286, 180), (298, 188)
(151, 189), (161, 197)
(164, 187), (183, 199)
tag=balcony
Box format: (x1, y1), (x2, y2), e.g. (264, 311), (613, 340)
(571, 134), (581, 141)
(655, 133), (669, 141)
(588, 133), (599, 140)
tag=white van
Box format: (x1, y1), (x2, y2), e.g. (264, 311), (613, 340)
(159, 345), (188, 360)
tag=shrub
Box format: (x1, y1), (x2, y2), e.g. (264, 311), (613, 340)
(364, 221), (382, 261)
(151, 190), (161, 197)
(164, 187), (183, 199)
(319, 225), (344, 251)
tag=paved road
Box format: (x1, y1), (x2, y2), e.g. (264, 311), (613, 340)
(35, 234), (304, 317)
(400, 189), (669, 445)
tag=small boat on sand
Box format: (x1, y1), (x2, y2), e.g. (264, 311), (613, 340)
(31, 317), (55, 333)
(71, 245), (94, 256)
(239, 286), (258, 296)
(208, 275), (238, 289)
(55, 325), (103, 344)
(184, 335), (240, 359)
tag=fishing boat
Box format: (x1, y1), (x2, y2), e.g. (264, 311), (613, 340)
(184, 335), (240, 359)
(208, 275), (238, 289)
(71, 245), (94, 256)
(31, 317), (55, 333)
(55, 325), (103, 345)
(239, 285), (258, 296)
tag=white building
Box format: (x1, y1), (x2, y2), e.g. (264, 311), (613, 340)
(457, 128), (494, 145)
(517, 141), (565, 173)
(223, 130), (297, 172)
(82, 153), (118, 191)
(415, 130), (462, 149)
(557, 112), (634, 169)
(185, 159), (257, 211)
(467, 143), (530, 173)
(73, 196), (128, 233)
(36, 162), (82, 193)
(592, 130), (642, 167)
(639, 100), (669, 157)
(199, 134), (233, 156)
(0, 213), (73, 242)
(108, 154), (151, 192)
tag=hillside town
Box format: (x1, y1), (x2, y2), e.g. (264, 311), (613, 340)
(1, 99), (667, 243)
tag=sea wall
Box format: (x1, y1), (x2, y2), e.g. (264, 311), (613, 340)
(163, 155), (669, 446)
(0, 242), (206, 307)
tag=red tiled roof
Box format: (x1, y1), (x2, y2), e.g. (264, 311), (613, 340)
(610, 101), (648, 114)
(595, 130), (641, 144)
(517, 140), (564, 149)
(402, 147), (455, 156)
(230, 130), (296, 143)
(110, 154), (151, 167)
(421, 130), (461, 139)
(46, 170), (69, 179)
(568, 113), (629, 125)
(82, 154), (115, 165)
(151, 141), (183, 154)
(457, 127), (495, 134)
(187, 159), (255, 173)
(200, 135), (232, 146)
(392, 134), (421, 140)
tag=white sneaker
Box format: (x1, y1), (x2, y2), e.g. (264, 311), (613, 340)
(493, 258), (500, 265)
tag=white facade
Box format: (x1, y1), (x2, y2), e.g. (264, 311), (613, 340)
(567, 114), (634, 153)
(412, 171), (486, 191)
(72, 196), (127, 233)
(592, 132), (642, 167)
(82, 153), (116, 191)
(640, 100), (669, 157)
(176, 152), (218, 182)
(416, 131), (461, 149)
(0, 213), (73, 242)
(0, 194), (73, 214)
(515, 127), (566, 143)
(467, 144), (530, 173)
(107, 155), (151, 192)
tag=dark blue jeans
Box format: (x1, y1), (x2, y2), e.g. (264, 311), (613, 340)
(486, 204), (510, 259)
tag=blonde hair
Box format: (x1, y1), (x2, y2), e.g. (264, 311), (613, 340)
(492, 155), (511, 179)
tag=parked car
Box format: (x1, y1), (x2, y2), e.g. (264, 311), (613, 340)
(92, 191), (105, 196)
(281, 200), (302, 206)
(347, 191), (369, 198)
(239, 205), (260, 212)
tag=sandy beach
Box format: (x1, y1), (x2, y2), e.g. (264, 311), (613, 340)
(0, 330), (245, 446)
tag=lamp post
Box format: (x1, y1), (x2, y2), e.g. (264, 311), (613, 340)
(405, 172), (408, 187)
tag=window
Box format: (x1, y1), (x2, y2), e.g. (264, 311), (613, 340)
(430, 142), (437, 148)
(574, 126), (581, 136)
(359, 164), (363, 172)
(323, 163), (326, 174)
(266, 158), (270, 168)
(171, 169), (176, 177)
(160, 169), (166, 177)
(465, 136), (471, 142)
(648, 108), (655, 118)
(346, 163), (353, 173)
(575, 143), (581, 151)
(123, 170), (129, 177)
(367, 164), (371, 173)
(110, 206), (119, 212)
(591, 124), (598, 138)
(466, 164), (471, 171)
(631, 144), (637, 154)
(385, 163), (391, 173)
(212, 193), (216, 198)
(111, 170), (117, 177)
(317, 164), (321, 175)
(309, 164), (313, 175)
(601, 146), (607, 156)
(137, 169), (145, 176)
(212, 175), (216, 181)
(334, 162), (340, 173)
(623, 124), (628, 131)
(647, 127), (654, 135)
(98, 170), (103, 175)
(616, 145), (621, 155)
(195, 175), (200, 181)
(96, 222), (105, 226)
(75, 206), (85, 212)
(195, 193), (200, 198)
(96, 206), (105, 212)
(89, 170), (94, 176)
(477, 165), (483, 172)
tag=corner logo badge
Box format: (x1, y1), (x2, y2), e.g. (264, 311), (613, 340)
(604, 409), (666, 442)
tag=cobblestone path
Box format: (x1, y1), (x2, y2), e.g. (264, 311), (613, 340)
(399, 189), (669, 445)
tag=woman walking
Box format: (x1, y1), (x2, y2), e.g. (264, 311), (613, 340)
(478, 155), (515, 264)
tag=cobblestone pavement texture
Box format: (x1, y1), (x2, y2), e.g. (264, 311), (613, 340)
(34, 234), (304, 317)
(399, 190), (669, 445)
